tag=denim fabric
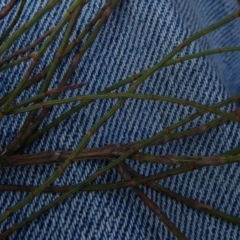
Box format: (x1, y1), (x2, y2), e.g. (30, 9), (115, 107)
(0, 0), (240, 239)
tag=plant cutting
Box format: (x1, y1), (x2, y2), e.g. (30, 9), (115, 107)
(0, 0), (240, 239)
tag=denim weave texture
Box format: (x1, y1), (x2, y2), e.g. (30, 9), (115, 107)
(0, 0), (240, 239)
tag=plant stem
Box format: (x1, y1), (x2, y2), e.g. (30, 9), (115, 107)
(5, 93), (240, 123)
(7, 11), (240, 221)
(17, 12), (240, 147)
(0, 0), (121, 224)
(122, 163), (240, 227)
(0, 27), (53, 68)
(0, 0), (62, 56)
(2, 45), (240, 111)
(0, 1), (81, 112)
(0, 165), (192, 238)
(1, 8), (239, 233)
(0, 166), (190, 193)
(0, 0), (26, 44)
(0, 0), (18, 20)
(4, 0), (112, 154)
(4, 1), (88, 154)
(118, 164), (189, 240)
(132, 153), (240, 166)
(0, 0), (107, 106)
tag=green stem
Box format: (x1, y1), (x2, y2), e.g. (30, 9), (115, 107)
(1, 0), (81, 112)
(0, 0), (106, 106)
(21, 44), (240, 147)
(0, 165), (191, 238)
(0, 8), (239, 228)
(0, 27), (53, 68)
(154, 184), (240, 227)
(40, 2), (86, 95)
(5, 0), (115, 154)
(0, 183), (129, 193)
(118, 165), (189, 240)
(0, 0), (62, 56)
(20, 80), (233, 236)
(123, 164), (240, 227)
(0, 165), (190, 193)
(0, 103), (202, 227)
(2, 45), (240, 109)
(0, 52), (33, 72)
(15, 10), (240, 208)
(5, 93), (240, 123)
(4, 2), (88, 154)
(0, 0), (26, 44)
(0, 0), (120, 224)
(167, 46), (240, 67)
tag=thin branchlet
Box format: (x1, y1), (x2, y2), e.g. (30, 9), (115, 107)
(0, 0), (18, 20)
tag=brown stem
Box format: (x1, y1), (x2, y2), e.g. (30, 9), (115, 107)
(0, 182), (126, 193)
(4, 144), (119, 166)
(118, 164), (189, 240)
(0, 165), (190, 193)
(0, 0), (18, 20)
(122, 163), (240, 226)
(1, 108), (236, 167)
(4, 0), (110, 155)
(3, 148), (238, 168)
(0, 27), (54, 66)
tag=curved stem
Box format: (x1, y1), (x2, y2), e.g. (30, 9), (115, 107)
(0, 0), (120, 224)
(0, 8), (239, 233)
(4, 0), (114, 155)
(20, 44), (240, 148)
(5, 93), (240, 123)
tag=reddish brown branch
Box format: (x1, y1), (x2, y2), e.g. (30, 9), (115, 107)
(2, 113), (238, 167)
(118, 164), (189, 240)
(0, 0), (18, 20)
(0, 27), (54, 66)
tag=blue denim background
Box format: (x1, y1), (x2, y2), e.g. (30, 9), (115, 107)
(0, 0), (240, 239)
